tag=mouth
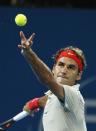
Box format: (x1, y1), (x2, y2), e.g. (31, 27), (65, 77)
(57, 75), (68, 79)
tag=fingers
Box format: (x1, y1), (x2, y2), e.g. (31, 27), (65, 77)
(23, 105), (31, 114)
(28, 33), (35, 46)
(23, 105), (37, 117)
(18, 44), (26, 49)
(18, 31), (36, 50)
(20, 31), (26, 41)
(28, 33), (35, 43)
(18, 44), (22, 49)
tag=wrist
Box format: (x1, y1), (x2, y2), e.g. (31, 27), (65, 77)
(21, 47), (32, 54)
(27, 98), (39, 110)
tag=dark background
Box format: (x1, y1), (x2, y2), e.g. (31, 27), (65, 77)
(0, 6), (96, 131)
(1, 0), (96, 8)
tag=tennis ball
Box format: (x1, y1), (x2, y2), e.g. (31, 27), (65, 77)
(15, 14), (27, 26)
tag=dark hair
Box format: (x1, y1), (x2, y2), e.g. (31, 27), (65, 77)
(52, 46), (87, 71)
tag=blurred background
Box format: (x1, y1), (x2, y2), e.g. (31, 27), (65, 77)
(0, 0), (96, 8)
(0, 1), (96, 131)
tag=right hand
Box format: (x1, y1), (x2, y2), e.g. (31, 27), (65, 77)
(23, 102), (32, 114)
(18, 31), (35, 50)
(23, 98), (39, 116)
(23, 103), (39, 116)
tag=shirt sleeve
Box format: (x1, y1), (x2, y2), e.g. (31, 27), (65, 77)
(62, 85), (84, 113)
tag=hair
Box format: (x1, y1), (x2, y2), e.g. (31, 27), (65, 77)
(52, 46), (87, 72)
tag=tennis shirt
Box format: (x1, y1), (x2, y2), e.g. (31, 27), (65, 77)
(43, 84), (87, 131)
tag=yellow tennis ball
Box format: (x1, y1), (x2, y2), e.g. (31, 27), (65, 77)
(15, 14), (27, 26)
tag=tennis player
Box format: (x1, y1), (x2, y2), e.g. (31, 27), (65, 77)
(18, 31), (87, 131)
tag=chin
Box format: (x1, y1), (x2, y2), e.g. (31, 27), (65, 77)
(57, 78), (69, 85)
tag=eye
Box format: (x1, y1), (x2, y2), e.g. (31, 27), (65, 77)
(67, 64), (77, 70)
(58, 62), (65, 67)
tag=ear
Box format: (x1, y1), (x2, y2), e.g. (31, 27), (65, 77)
(76, 71), (83, 81)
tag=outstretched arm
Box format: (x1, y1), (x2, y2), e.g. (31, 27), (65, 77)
(18, 31), (64, 101)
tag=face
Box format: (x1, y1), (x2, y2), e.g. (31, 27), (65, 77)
(52, 57), (82, 86)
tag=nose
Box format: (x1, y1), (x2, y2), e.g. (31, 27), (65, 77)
(61, 65), (68, 73)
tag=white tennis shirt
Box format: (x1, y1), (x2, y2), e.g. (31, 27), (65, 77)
(43, 84), (87, 131)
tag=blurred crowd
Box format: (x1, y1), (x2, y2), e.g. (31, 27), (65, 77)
(0, 0), (96, 8)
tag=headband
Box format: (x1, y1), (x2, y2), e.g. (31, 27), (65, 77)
(56, 50), (83, 71)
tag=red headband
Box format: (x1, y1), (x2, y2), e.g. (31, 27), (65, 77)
(56, 50), (83, 71)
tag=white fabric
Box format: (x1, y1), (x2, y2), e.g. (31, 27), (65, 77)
(43, 84), (87, 131)
(13, 111), (29, 121)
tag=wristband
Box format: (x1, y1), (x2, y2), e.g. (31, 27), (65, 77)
(27, 98), (39, 110)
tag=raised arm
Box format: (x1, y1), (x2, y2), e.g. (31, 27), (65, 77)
(18, 31), (64, 101)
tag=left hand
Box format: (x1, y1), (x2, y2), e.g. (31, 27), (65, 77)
(18, 31), (35, 50)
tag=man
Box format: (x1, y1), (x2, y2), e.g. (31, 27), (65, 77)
(18, 31), (87, 131)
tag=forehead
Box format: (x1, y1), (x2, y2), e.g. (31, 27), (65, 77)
(56, 57), (78, 66)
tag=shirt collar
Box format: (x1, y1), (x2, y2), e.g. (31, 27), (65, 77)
(45, 84), (80, 95)
(71, 84), (80, 90)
